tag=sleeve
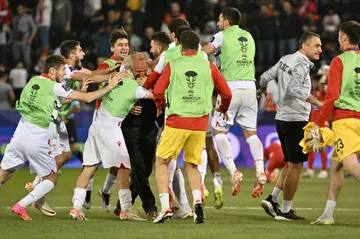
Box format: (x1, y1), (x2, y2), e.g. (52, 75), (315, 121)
(210, 62), (231, 112)
(154, 63), (171, 109)
(143, 70), (161, 89)
(53, 82), (74, 98)
(119, 65), (127, 72)
(209, 31), (224, 49)
(153, 51), (166, 74)
(286, 60), (311, 100)
(97, 62), (109, 70)
(135, 86), (152, 99)
(260, 60), (281, 88)
(314, 57), (343, 126)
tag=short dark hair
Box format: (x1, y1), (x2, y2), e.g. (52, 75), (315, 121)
(175, 25), (192, 42)
(60, 40), (80, 59)
(180, 30), (200, 51)
(220, 7), (241, 26)
(167, 18), (189, 34)
(151, 31), (171, 48)
(109, 28), (128, 47)
(340, 21), (360, 45)
(44, 55), (66, 74)
(299, 31), (321, 49)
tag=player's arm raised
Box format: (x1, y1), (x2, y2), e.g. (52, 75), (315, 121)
(143, 52), (166, 89)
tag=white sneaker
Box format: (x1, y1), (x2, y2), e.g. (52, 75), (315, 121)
(303, 169), (314, 178)
(173, 206), (193, 219)
(153, 208), (173, 224)
(311, 215), (334, 225)
(317, 170), (328, 179)
(33, 201), (56, 217)
(69, 208), (88, 220)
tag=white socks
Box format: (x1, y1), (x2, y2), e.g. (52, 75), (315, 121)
(168, 159), (176, 190)
(32, 175), (42, 189)
(271, 187), (282, 203)
(119, 189), (132, 212)
(282, 200), (292, 213)
(159, 193), (170, 211)
(323, 200), (336, 219)
(246, 135), (264, 176)
(102, 172), (117, 194)
(198, 149), (208, 186)
(72, 188), (86, 210)
(214, 134), (237, 176)
(19, 180), (54, 208)
(192, 190), (202, 205)
(173, 168), (190, 208)
(213, 172), (223, 188)
(86, 176), (94, 191)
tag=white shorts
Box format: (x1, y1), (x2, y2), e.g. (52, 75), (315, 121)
(0, 138), (57, 177)
(212, 88), (258, 131)
(50, 120), (70, 156)
(83, 121), (130, 169)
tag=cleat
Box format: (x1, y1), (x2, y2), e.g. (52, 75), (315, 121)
(173, 207), (193, 219)
(275, 209), (305, 221)
(252, 173), (267, 198)
(114, 199), (121, 217)
(153, 208), (173, 224)
(213, 186), (224, 209)
(120, 210), (146, 221)
(193, 202), (204, 224)
(169, 188), (180, 212)
(317, 170), (328, 179)
(231, 170), (244, 196)
(261, 194), (280, 217)
(303, 169), (314, 178)
(33, 201), (56, 217)
(98, 189), (111, 212)
(12, 203), (32, 221)
(25, 182), (33, 192)
(69, 208), (88, 220)
(201, 185), (209, 206)
(146, 211), (158, 220)
(83, 202), (91, 210)
(83, 190), (92, 210)
(311, 216), (334, 225)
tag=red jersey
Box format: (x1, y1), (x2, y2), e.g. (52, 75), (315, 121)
(310, 89), (326, 122)
(264, 142), (284, 163)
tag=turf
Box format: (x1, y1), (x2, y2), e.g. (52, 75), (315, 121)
(0, 168), (358, 239)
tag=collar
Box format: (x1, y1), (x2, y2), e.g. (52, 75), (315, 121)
(40, 73), (55, 81)
(183, 51), (197, 56)
(344, 47), (360, 51)
(224, 25), (239, 32)
(296, 51), (314, 68)
(110, 55), (121, 61)
(169, 42), (176, 48)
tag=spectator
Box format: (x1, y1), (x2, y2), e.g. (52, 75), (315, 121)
(124, 23), (141, 52)
(322, 9), (341, 38)
(0, 64), (15, 110)
(0, 18), (11, 65)
(35, 0), (52, 56)
(12, 4), (37, 70)
(296, 0), (317, 19)
(200, 21), (216, 46)
(91, 25), (111, 63)
(9, 61), (27, 101)
(0, 0), (12, 25)
(163, 2), (186, 26)
(141, 26), (154, 52)
(106, 10), (122, 29)
(278, 1), (303, 57)
(51, 0), (72, 48)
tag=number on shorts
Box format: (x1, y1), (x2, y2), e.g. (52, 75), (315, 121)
(335, 138), (344, 152)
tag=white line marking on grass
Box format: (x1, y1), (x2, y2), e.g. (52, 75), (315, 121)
(0, 206), (359, 211)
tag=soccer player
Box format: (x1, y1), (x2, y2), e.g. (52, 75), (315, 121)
(69, 55), (154, 221)
(264, 141), (286, 183)
(259, 32), (323, 220)
(150, 31), (172, 60)
(153, 30), (231, 224)
(303, 72), (329, 178)
(0, 55), (123, 220)
(86, 28), (130, 211)
(202, 7), (266, 198)
(311, 21), (360, 225)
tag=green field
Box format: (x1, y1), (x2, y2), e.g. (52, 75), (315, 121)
(0, 168), (358, 239)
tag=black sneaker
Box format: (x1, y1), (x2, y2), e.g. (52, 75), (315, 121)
(275, 209), (305, 221)
(98, 189), (111, 212)
(193, 203), (204, 224)
(261, 194), (280, 217)
(113, 199), (121, 217)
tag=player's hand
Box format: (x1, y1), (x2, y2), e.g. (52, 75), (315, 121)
(108, 73), (124, 88)
(81, 77), (92, 92)
(130, 105), (142, 115)
(136, 76), (147, 86)
(257, 87), (267, 99)
(214, 107), (230, 121)
(105, 64), (121, 74)
(317, 101), (324, 107)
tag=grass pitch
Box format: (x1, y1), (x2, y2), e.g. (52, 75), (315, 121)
(0, 168), (358, 239)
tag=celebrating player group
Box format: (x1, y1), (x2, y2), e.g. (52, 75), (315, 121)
(1, 6), (360, 226)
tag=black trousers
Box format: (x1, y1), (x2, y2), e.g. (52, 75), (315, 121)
(121, 126), (158, 214)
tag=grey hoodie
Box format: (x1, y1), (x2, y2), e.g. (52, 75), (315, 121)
(260, 51), (314, 122)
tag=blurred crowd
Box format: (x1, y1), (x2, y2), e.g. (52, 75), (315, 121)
(0, 0), (360, 111)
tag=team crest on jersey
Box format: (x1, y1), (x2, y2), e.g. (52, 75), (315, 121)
(238, 37), (248, 54)
(30, 84), (40, 102)
(62, 83), (71, 92)
(185, 71), (197, 90)
(354, 67), (360, 83)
